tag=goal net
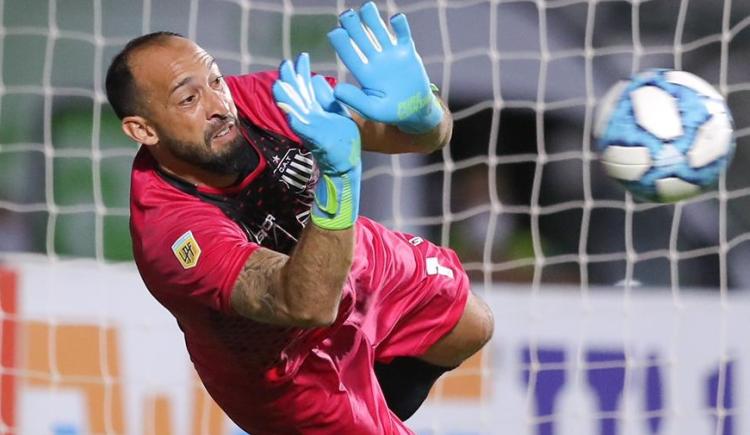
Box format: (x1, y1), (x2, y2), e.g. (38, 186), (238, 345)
(1, 0), (749, 434)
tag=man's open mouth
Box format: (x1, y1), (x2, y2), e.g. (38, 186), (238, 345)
(212, 122), (234, 139)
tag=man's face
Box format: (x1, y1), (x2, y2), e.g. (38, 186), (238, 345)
(129, 37), (251, 175)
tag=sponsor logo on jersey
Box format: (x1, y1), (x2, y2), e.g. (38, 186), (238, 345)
(273, 149), (316, 193)
(295, 209), (311, 226)
(408, 236), (424, 246)
(249, 214), (300, 247)
(172, 231), (201, 269)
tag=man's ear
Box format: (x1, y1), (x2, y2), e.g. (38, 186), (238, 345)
(122, 116), (159, 146)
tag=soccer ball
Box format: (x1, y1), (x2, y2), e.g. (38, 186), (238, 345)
(594, 69), (735, 202)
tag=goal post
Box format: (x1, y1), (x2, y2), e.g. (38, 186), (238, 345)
(1, 0), (749, 434)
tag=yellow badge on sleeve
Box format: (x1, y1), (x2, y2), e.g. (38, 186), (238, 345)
(172, 230), (201, 269)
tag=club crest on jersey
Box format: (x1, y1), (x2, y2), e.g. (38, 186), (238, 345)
(172, 230), (201, 269)
(272, 149), (316, 193)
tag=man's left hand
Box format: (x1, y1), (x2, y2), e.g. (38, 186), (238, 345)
(327, 1), (444, 135)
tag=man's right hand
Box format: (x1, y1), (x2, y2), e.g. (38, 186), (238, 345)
(272, 53), (362, 230)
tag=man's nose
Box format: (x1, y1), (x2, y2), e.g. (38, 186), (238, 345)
(205, 88), (229, 119)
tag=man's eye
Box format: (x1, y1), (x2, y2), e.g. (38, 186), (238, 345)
(212, 76), (224, 86)
(181, 95), (196, 104)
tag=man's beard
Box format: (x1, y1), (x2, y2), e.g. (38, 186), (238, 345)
(160, 117), (255, 178)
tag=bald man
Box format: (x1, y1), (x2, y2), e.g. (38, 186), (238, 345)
(107, 4), (492, 434)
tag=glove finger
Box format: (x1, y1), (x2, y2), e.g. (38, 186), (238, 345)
(272, 81), (310, 124)
(359, 1), (394, 48)
(311, 75), (335, 110)
(327, 28), (367, 78)
(339, 8), (378, 57)
(334, 83), (377, 119)
(278, 59), (298, 89)
(312, 75), (351, 117)
(293, 53), (314, 107)
(389, 13), (413, 46)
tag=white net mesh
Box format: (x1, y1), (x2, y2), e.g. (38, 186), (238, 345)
(1, 0), (750, 434)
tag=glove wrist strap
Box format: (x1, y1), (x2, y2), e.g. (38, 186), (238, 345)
(396, 92), (444, 135)
(310, 165), (361, 230)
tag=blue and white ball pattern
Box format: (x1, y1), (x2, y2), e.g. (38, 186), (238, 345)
(594, 69), (735, 202)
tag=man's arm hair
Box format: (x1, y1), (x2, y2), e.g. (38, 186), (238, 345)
(357, 97), (453, 155)
(230, 224), (354, 327)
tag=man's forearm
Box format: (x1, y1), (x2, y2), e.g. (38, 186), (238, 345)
(281, 224), (354, 325)
(358, 97), (453, 155)
(407, 97), (453, 153)
(230, 224), (354, 327)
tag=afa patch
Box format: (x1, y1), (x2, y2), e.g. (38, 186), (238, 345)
(172, 231), (201, 269)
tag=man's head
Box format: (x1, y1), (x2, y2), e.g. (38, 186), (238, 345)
(106, 32), (253, 181)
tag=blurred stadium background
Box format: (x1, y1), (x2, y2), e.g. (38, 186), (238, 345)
(1, 0), (750, 434)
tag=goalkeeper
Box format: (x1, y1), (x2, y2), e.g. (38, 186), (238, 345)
(107, 3), (493, 434)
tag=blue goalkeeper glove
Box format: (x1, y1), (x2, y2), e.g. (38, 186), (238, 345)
(327, 1), (444, 134)
(272, 53), (362, 230)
